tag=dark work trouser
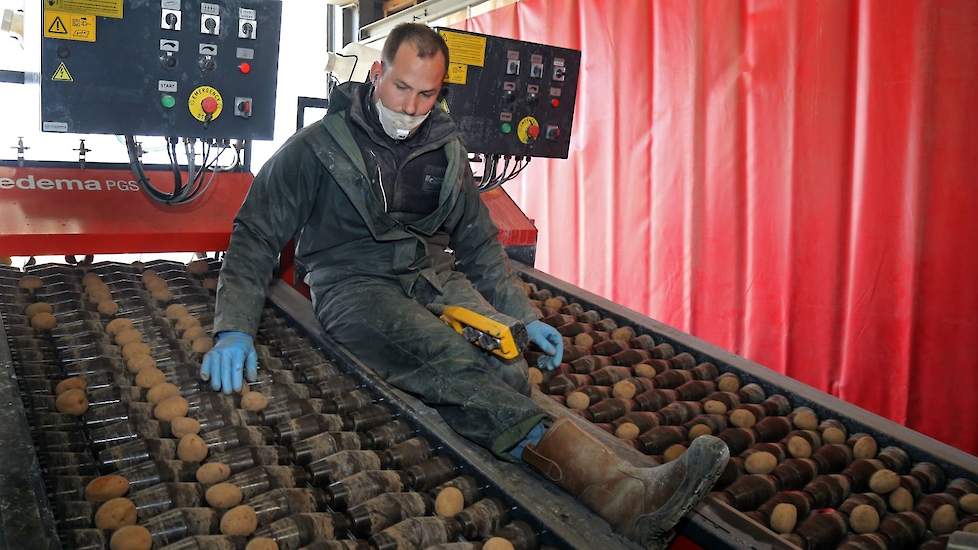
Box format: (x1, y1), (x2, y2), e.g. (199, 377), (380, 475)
(315, 271), (547, 457)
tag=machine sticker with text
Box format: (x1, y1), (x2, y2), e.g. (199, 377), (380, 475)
(43, 9), (96, 42)
(444, 63), (468, 85)
(46, 0), (123, 19)
(439, 31), (486, 67)
(0, 174), (140, 192)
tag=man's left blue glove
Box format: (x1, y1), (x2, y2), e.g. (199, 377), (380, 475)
(201, 331), (258, 394)
(526, 320), (563, 371)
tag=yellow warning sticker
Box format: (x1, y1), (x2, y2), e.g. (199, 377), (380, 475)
(439, 31), (486, 68)
(44, 10), (96, 42)
(444, 63), (468, 85)
(46, 0), (122, 19)
(51, 62), (75, 82)
(52, 62), (74, 82)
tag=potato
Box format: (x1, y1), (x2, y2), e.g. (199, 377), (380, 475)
(822, 427), (847, 445)
(527, 367), (543, 385)
(177, 434), (208, 462)
(786, 436), (812, 458)
(434, 487), (464, 517)
(687, 424), (713, 440)
(125, 354), (156, 375)
(664, 444), (686, 462)
(703, 400), (728, 415)
(24, 302), (53, 318)
(109, 525), (151, 550)
(82, 272), (101, 285)
(484, 538), (515, 550)
(18, 275), (43, 289)
(191, 336), (214, 354)
(106, 318), (134, 336)
(151, 288), (173, 302)
(122, 342), (152, 360)
(195, 462), (231, 485)
(769, 503), (797, 534)
(115, 328), (143, 346)
(135, 368), (166, 389)
(868, 469), (900, 494)
(146, 382), (179, 404)
(98, 300), (120, 316)
(565, 391), (589, 410)
(612, 380), (638, 400)
(744, 451), (777, 475)
(175, 315), (201, 333)
(244, 538), (278, 550)
(852, 436), (878, 459)
(171, 416), (201, 438)
(889, 487), (914, 512)
(729, 409), (757, 429)
(930, 503), (957, 534)
(143, 277), (166, 292)
(181, 325), (206, 342)
(154, 395), (189, 422)
(220, 504), (257, 536)
(56, 388), (89, 415)
(203, 278), (219, 290)
(164, 304), (190, 320)
(240, 391), (269, 412)
(30, 312), (58, 330)
(87, 287), (112, 303)
(205, 482), (243, 508)
(961, 493), (978, 514)
(85, 475), (129, 503)
(141, 270), (161, 282)
(573, 332), (595, 349)
(615, 422), (640, 441)
(850, 504), (880, 534)
(94, 497), (137, 530)
(187, 260), (210, 275)
(55, 376), (87, 395)
(632, 363), (657, 378)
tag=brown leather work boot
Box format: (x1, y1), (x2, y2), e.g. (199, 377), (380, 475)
(523, 417), (729, 547)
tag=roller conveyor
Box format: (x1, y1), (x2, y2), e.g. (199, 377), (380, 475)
(3, 257), (978, 550)
(0, 260), (636, 550)
(514, 263), (978, 550)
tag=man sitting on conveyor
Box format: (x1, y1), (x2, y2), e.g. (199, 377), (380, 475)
(202, 22), (728, 544)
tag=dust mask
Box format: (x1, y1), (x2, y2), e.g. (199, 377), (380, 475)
(375, 98), (429, 140)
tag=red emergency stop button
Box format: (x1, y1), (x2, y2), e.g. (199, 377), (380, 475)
(528, 124), (541, 139)
(239, 62), (251, 74)
(201, 96), (219, 114)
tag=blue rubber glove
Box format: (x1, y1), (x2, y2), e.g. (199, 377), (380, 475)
(200, 331), (258, 394)
(526, 320), (563, 371)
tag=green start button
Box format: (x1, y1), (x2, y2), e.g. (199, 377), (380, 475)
(501, 122), (513, 134)
(161, 95), (176, 109)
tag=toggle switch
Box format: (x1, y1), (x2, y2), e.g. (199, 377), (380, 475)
(161, 9), (181, 31)
(545, 125), (560, 140)
(234, 97), (253, 118)
(201, 14), (219, 35)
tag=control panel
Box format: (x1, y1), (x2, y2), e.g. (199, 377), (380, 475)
(435, 28), (581, 158)
(40, 0), (282, 139)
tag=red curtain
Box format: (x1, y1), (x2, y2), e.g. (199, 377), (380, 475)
(463, 0), (978, 455)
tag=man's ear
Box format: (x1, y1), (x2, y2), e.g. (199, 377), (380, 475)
(370, 61), (383, 85)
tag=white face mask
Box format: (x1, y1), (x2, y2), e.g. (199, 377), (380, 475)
(375, 98), (430, 141)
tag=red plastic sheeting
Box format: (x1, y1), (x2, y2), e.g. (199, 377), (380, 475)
(464, 1), (978, 455)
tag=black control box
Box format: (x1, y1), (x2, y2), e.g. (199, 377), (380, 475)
(40, 0), (282, 139)
(435, 28), (581, 158)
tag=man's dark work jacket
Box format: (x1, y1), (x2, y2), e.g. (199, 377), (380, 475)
(214, 82), (538, 336)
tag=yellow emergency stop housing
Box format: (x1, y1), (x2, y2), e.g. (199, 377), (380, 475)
(439, 305), (529, 360)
